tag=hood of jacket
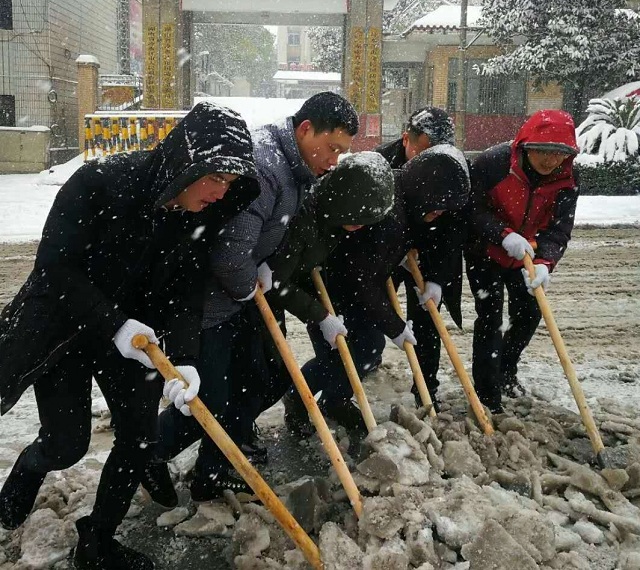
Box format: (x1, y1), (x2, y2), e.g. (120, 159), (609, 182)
(142, 101), (260, 215)
(314, 151), (395, 227)
(398, 144), (470, 224)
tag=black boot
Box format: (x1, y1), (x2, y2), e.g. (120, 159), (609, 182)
(74, 516), (154, 570)
(411, 384), (441, 413)
(283, 391), (314, 438)
(139, 462), (178, 509)
(239, 423), (268, 465)
(190, 470), (256, 503)
(501, 373), (527, 398)
(0, 448), (46, 530)
(319, 397), (367, 433)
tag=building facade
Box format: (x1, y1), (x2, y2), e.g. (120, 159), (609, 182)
(0, 0), (121, 162)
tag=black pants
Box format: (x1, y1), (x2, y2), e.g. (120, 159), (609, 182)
(394, 269), (442, 398)
(465, 253), (542, 406)
(23, 343), (162, 533)
(154, 305), (284, 480)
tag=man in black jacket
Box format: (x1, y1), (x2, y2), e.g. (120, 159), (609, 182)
(376, 107), (466, 410)
(284, 145), (470, 434)
(0, 102), (259, 569)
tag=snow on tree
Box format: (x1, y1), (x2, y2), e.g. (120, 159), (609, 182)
(479, 0), (640, 115)
(307, 27), (343, 73)
(576, 96), (640, 162)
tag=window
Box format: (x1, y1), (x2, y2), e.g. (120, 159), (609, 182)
(448, 58), (527, 115)
(0, 0), (12, 30)
(288, 32), (300, 46)
(0, 95), (15, 127)
(383, 68), (409, 90)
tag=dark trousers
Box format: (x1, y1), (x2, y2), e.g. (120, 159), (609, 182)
(394, 269), (442, 398)
(23, 344), (162, 533)
(465, 253), (542, 406)
(155, 304), (285, 480)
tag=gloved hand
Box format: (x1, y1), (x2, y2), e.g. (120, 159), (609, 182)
(391, 320), (417, 349)
(163, 365), (201, 416)
(318, 314), (348, 349)
(257, 262), (273, 293)
(501, 232), (535, 261)
(521, 264), (550, 296)
(113, 319), (158, 368)
(400, 252), (419, 272)
(414, 281), (442, 309)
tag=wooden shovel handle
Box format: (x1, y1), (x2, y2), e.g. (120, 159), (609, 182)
(385, 278), (437, 418)
(130, 335), (323, 569)
(253, 289), (363, 517)
(522, 254), (605, 455)
(405, 250), (494, 434)
(311, 269), (377, 433)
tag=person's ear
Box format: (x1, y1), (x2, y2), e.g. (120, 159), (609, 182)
(402, 132), (410, 148)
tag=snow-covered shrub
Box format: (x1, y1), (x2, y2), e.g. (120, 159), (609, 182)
(574, 161), (640, 195)
(576, 97), (640, 163)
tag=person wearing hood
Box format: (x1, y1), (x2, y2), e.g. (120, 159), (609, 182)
(376, 106), (467, 410)
(466, 109), (580, 414)
(283, 145), (470, 435)
(139, 92), (359, 504)
(0, 102), (259, 569)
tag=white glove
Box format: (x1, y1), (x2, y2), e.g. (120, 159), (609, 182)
(257, 262), (273, 293)
(113, 319), (158, 368)
(521, 264), (550, 296)
(400, 252), (419, 272)
(318, 314), (348, 349)
(391, 320), (417, 349)
(163, 365), (201, 416)
(414, 282), (442, 309)
(501, 232), (535, 261)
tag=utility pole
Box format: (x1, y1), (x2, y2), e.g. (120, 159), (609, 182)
(454, 0), (468, 150)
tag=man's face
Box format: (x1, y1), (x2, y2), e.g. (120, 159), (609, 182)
(526, 149), (570, 176)
(402, 132), (431, 161)
(167, 173), (239, 212)
(296, 120), (353, 176)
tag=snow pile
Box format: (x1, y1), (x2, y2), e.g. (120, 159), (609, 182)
(196, 396), (639, 569)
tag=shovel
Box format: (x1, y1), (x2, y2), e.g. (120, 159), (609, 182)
(130, 335), (323, 569)
(254, 289), (363, 516)
(406, 250), (494, 435)
(522, 253), (612, 468)
(386, 278), (437, 418)
(311, 268), (377, 433)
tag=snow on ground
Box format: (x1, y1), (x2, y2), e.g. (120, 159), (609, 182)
(0, 156), (639, 244)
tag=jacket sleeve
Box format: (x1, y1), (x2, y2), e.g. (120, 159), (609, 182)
(534, 184), (579, 270)
(266, 222), (328, 325)
(420, 211), (466, 286)
(207, 170), (276, 300)
(469, 149), (510, 245)
(34, 167), (128, 340)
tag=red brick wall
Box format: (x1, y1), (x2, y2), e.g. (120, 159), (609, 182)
(464, 114), (527, 151)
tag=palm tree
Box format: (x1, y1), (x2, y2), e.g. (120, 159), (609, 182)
(576, 96), (640, 162)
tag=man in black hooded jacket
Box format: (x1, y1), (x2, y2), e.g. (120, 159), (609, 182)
(376, 107), (467, 409)
(0, 102), (259, 569)
(283, 145), (470, 434)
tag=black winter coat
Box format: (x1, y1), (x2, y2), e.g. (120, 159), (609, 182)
(375, 139), (468, 327)
(327, 145), (470, 338)
(266, 152), (394, 324)
(0, 102), (259, 414)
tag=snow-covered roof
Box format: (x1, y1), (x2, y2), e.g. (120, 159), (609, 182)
(403, 5), (483, 35)
(602, 81), (640, 100)
(273, 70), (341, 83)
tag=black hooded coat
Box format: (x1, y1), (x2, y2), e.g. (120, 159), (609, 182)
(0, 102), (259, 415)
(326, 145), (469, 339)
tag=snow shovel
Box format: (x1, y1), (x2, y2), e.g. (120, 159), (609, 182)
(405, 250), (495, 435)
(254, 288), (364, 517)
(130, 335), (323, 570)
(522, 253), (612, 469)
(385, 277), (437, 418)
(311, 268), (377, 433)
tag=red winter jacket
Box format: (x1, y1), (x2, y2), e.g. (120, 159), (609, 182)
(469, 110), (579, 270)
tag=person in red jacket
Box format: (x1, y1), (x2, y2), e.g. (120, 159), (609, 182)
(466, 109), (579, 413)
